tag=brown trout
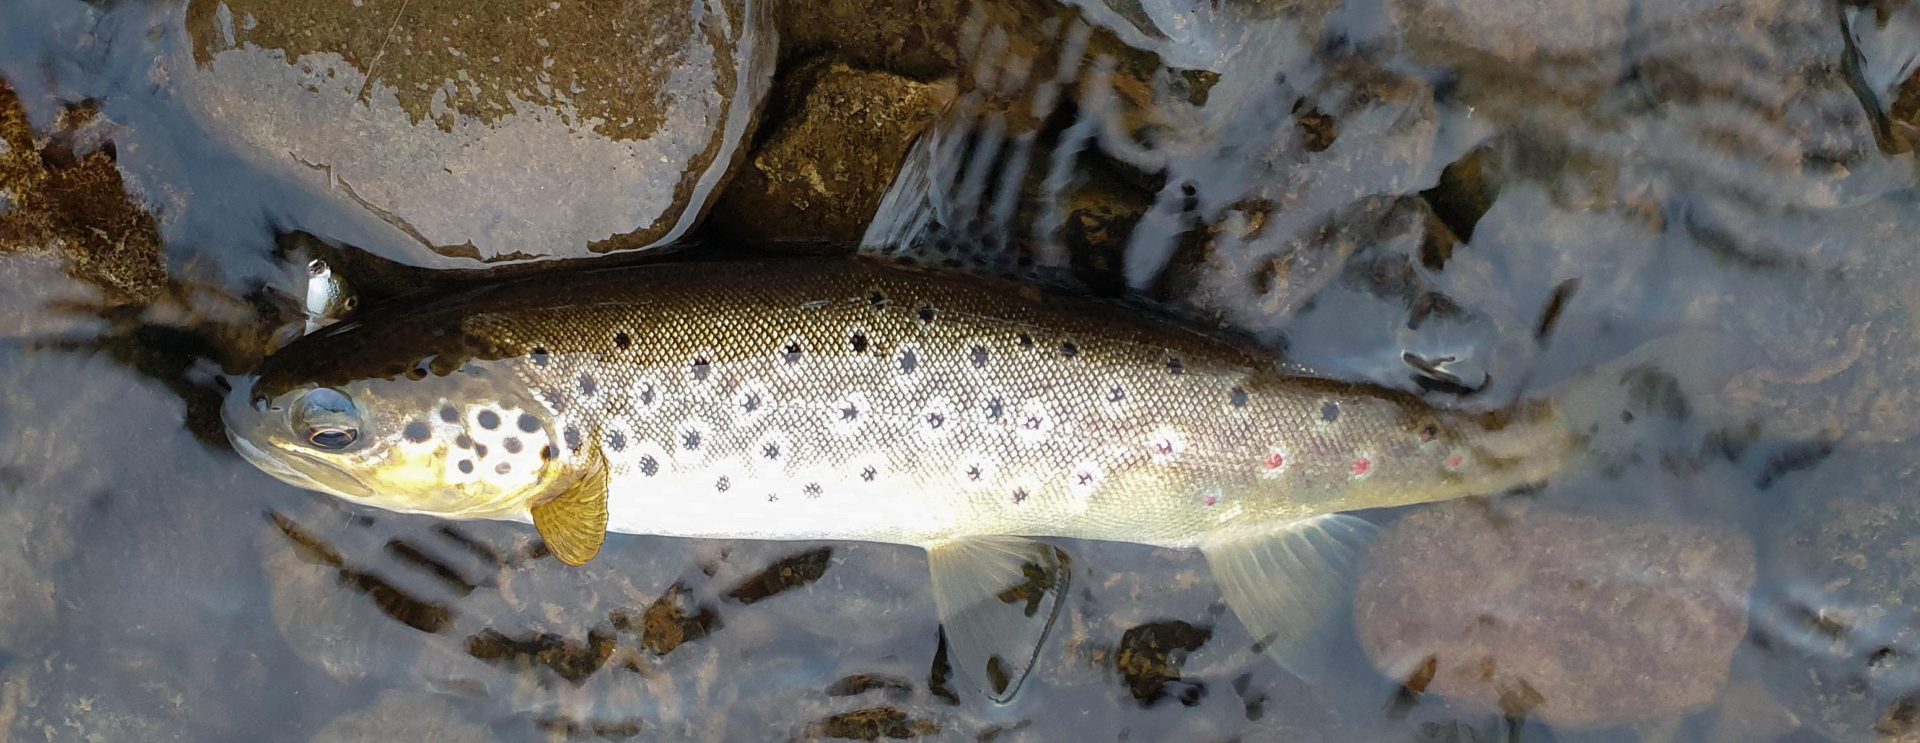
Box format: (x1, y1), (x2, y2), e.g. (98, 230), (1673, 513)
(223, 258), (1579, 698)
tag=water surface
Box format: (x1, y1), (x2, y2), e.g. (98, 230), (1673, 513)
(2, 0), (1918, 739)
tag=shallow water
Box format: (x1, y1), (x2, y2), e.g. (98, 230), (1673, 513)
(2, 0), (1919, 740)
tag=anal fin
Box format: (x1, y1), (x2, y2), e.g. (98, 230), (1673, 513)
(1201, 513), (1377, 678)
(926, 536), (1070, 703)
(531, 459), (609, 566)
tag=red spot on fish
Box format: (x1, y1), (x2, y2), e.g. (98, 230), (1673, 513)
(1351, 457), (1374, 478)
(1263, 452), (1286, 470)
(1203, 493), (1218, 506)
(1445, 454), (1466, 471)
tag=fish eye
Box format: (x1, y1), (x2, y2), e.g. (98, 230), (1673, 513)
(307, 426), (358, 450)
(293, 388), (363, 451)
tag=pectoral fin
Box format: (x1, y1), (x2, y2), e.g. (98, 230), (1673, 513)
(531, 461), (609, 566)
(926, 536), (1070, 703)
(1201, 513), (1377, 678)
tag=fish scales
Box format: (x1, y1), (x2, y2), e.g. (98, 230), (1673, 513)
(236, 259), (1568, 549)
(226, 257), (1582, 697)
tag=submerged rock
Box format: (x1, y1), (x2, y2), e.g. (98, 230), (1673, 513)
(178, 0), (772, 268)
(312, 691), (497, 743)
(1759, 446), (1920, 741)
(713, 61), (954, 249)
(0, 352), (200, 656)
(776, 0), (968, 80)
(1629, 0), (1892, 213)
(0, 81), (165, 307)
(0, 647), (255, 743)
(1390, 0), (1628, 97)
(1353, 502), (1756, 728)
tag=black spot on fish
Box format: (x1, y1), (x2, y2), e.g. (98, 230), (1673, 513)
(970, 345), (988, 368)
(458, 460), (474, 474)
(518, 414), (539, 433)
(477, 410), (500, 429)
(495, 462), (511, 475)
(850, 332), (869, 353)
(1230, 387), (1248, 408)
(1011, 487), (1029, 504)
(762, 442), (781, 459)
(564, 427), (583, 452)
(965, 464), (982, 481)
(455, 434), (473, 449)
(1060, 341), (1079, 358)
(869, 291), (888, 307)
(683, 429), (702, 450)
(840, 403), (860, 421)
(638, 385), (656, 406)
(503, 437), (523, 454)
(1166, 356), (1185, 375)
(783, 342), (803, 364)
(740, 392), (762, 414)
(1109, 385), (1127, 403)
(608, 431), (627, 451)
(1024, 415), (1044, 430)
(579, 374), (597, 396)
(440, 406), (459, 423)
(860, 466), (878, 482)
(403, 421), (431, 443)
(542, 389), (568, 414)
(614, 332), (631, 349)
(766, 493), (779, 503)
(984, 398), (1005, 420)
(1018, 332), (1035, 349)
(803, 482), (823, 498)
(639, 455), (658, 476)
(917, 305), (936, 323)
(926, 412), (946, 429)
(474, 444), (489, 459)
(531, 347), (551, 366)
(690, 357), (711, 381)
(716, 476), (731, 493)
(1321, 401), (1340, 423)
(899, 349), (919, 374)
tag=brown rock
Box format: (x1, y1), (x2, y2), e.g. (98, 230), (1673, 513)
(802, 706), (939, 740)
(776, 0), (968, 80)
(713, 61), (953, 249)
(1354, 503), (1757, 728)
(0, 82), (165, 306)
(178, 0), (772, 267)
(1396, 0), (1628, 61)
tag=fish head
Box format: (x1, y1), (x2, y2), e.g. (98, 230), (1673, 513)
(223, 315), (573, 520)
